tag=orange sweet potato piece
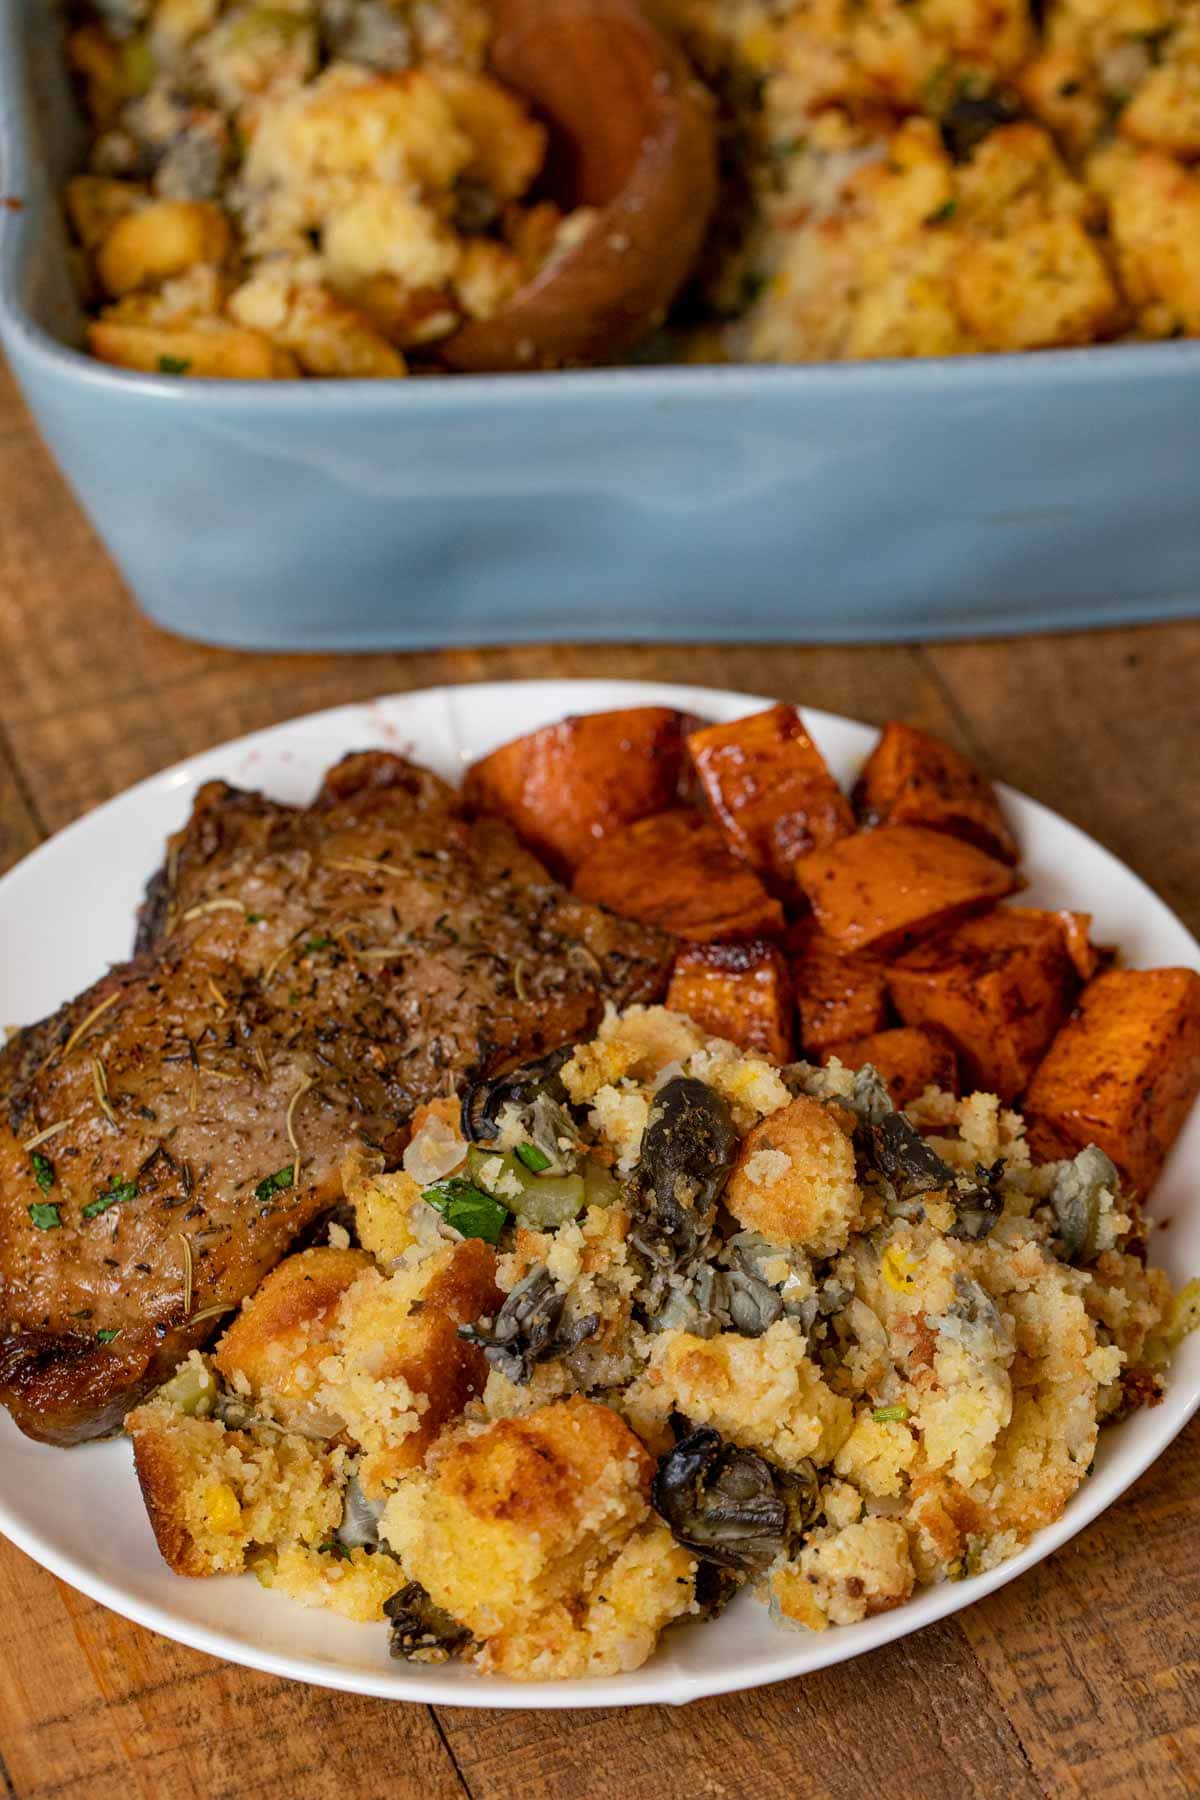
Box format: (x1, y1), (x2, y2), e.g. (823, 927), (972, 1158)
(887, 906), (1089, 1101)
(823, 1026), (959, 1107)
(463, 707), (699, 876)
(791, 934), (890, 1053)
(687, 705), (854, 888)
(573, 811), (785, 941)
(794, 825), (1018, 956)
(853, 721), (1019, 864)
(667, 940), (793, 1060)
(1023, 967), (1200, 1195)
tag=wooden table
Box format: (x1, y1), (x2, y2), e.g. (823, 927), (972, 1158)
(0, 355), (1198, 1800)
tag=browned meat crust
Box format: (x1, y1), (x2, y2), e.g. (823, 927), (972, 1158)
(0, 751), (670, 1444)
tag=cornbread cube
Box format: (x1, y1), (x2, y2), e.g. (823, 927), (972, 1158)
(213, 1246), (373, 1433)
(725, 1093), (861, 1256)
(126, 1394), (345, 1577)
(380, 1397), (655, 1636)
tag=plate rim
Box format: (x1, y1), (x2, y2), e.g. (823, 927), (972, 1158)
(0, 675), (1196, 1709)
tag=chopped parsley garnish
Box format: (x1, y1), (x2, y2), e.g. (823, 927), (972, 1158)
(158, 354), (191, 375)
(287, 989), (300, 1005)
(255, 1164), (295, 1205)
(246, 912), (264, 924)
(28, 1202), (62, 1230)
(31, 1151), (56, 1193)
(515, 1142), (551, 1173)
(81, 1176), (138, 1220)
(95, 1328), (121, 1344)
(872, 1404), (911, 1424)
(422, 1178), (509, 1245)
(303, 936), (331, 954)
(926, 199), (958, 225)
(317, 1538), (353, 1561)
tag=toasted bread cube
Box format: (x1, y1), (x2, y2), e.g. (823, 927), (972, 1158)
(464, 707), (698, 877)
(89, 319), (299, 378)
(790, 929), (889, 1053)
(96, 200), (232, 298)
(126, 1393), (344, 1577)
(573, 810), (785, 941)
(1024, 968), (1200, 1195)
(886, 906), (1087, 1101)
(824, 1025), (958, 1107)
(795, 825), (1018, 956)
(666, 940), (792, 1061)
(65, 175), (148, 253)
(380, 1397), (654, 1635)
(426, 65), (547, 200)
(213, 1246), (373, 1433)
(316, 1239), (502, 1495)
(853, 721), (1018, 864)
(687, 705), (854, 888)
(725, 1093), (861, 1256)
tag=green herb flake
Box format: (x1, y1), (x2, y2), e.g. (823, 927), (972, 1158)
(81, 1177), (138, 1220)
(246, 912), (264, 924)
(95, 1328), (121, 1344)
(288, 989), (300, 1005)
(255, 1164), (295, 1206)
(318, 1538), (353, 1561)
(31, 1151), (56, 1193)
(926, 199), (957, 225)
(871, 1403), (911, 1423)
(422, 1178), (509, 1245)
(158, 354), (191, 375)
(303, 936), (331, 954)
(28, 1201), (62, 1231)
(515, 1142), (551, 1174)
(770, 135), (806, 160)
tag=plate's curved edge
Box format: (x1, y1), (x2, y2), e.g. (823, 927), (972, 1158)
(0, 676), (1197, 1708)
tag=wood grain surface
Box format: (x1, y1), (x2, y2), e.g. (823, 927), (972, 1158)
(0, 352), (1197, 1800)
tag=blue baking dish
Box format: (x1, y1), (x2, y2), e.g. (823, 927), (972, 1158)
(2, 0), (1200, 651)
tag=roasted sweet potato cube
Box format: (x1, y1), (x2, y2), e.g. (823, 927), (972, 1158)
(573, 811), (785, 941)
(667, 940), (792, 1060)
(687, 705), (854, 888)
(791, 933), (890, 1053)
(823, 1026), (959, 1107)
(464, 707), (699, 876)
(795, 825), (1018, 956)
(887, 906), (1088, 1101)
(1023, 967), (1200, 1195)
(853, 722), (1019, 864)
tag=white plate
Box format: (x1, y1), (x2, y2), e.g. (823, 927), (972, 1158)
(0, 679), (1197, 1708)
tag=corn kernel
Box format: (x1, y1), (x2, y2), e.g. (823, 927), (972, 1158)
(204, 1481), (242, 1533)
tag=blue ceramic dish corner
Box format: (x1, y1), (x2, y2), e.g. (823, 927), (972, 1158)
(2, 0), (1200, 650)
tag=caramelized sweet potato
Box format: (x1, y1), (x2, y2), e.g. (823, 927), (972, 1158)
(887, 906), (1090, 1101)
(853, 722), (1019, 864)
(794, 826), (1018, 956)
(1023, 967), (1200, 1195)
(463, 707), (699, 876)
(666, 940), (792, 1060)
(791, 932), (890, 1054)
(573, 811), (785, 941)
(823, 1026), (959, 1107)
(687, 705), (854, 889)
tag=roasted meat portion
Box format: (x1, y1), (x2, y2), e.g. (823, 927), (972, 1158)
(0, 752), (671, 1444)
